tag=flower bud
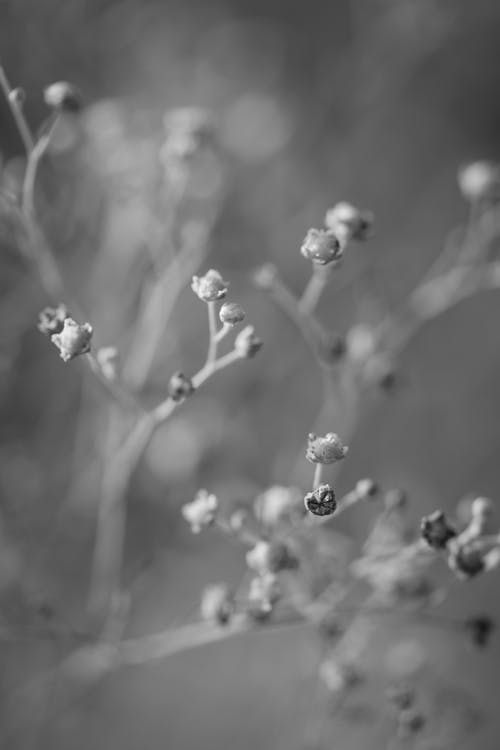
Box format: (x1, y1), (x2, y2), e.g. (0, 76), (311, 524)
(447, 540), (486, 579)
(167, 371), (195, 402)
(181, 489), (218, 533)
(38, 304), (69, 336)
(464, 615), (495, 648)
(355, 478), (379, 500)
(43, 81), (83, 113)
(96, 346), (119, 381)
(247, 573), (280, 619)
(246, 540), (298, 575)
(162, 107), (214, 161)
(253, 263), (278, 290)
(420, 510), (457, 550)
(8, 88), (25, 107)
(254, 485), (302, 527)
(324, 202), (374, 242)
(304, 483), (336, 517)
(457, 161), (500, 202)
(51, 318), (92, 362)
(219, 302), (245, 326)
(200, 584), (234, 626)
(306, 432), (348, 464)
(191, 269), (228, 302)
(234, 325), (263, 358)
(300, 228), (343, 265)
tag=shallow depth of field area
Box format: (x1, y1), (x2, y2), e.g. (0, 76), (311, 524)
(1, 1), (500, 749)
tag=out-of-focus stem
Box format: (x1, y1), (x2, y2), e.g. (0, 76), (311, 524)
(0, 63), (34, 153)
(299, 266), (331, 315)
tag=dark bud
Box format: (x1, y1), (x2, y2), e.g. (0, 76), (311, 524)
(168, 371), (195, 402)
(304, 483), (337, 517)
(420, 510), (457, 550)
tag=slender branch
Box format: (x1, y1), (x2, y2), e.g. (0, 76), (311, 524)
(0, 62), (34, 153)
(299, 266), (331, 315)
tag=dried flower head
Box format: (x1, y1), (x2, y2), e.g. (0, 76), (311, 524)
(44, 81), (83, 113)
(200, 584), (234, 626)
(191, 269), (228, 302)
(38, 304), (69, 336)
(457, 161), (500, 203)
(51, 318), (93, 362)
(306, 432), (348, 464)
(168, 371), (195, 402)
(254, 485), (302, 527)
(420, 510), (457, 550)
(300, 228), (343, 265)
(355, 478), (379, 500)
(182, 489), (218, 533)
(96, 347), (119, 381)
(253, 263), (278, 290)
(219, 302), (245, 326)
(247, 573), (280, 619)
(464, 615), (495, 648)
(246, 540), (298, 575)
(324, 201), (374, 242)
(234, 326), (263, 358)
(304, 483), (337, 517)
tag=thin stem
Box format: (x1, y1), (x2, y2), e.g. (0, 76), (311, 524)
(313, 464), (323, 488)
(0, 63), (34, 153)
(206, 300), (218, 366)
(299, 266), (331, 315)
(87, 347), (244, 627)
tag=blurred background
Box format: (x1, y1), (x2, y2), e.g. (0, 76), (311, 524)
(2, 0), (500, 748)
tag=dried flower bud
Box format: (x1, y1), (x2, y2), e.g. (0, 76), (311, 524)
(234, 325), (263, 358)
(253, 263), (278, 290)
(38, 304), (69, 336)
(219, 302), (245, 326)
(182, 489), (218, 533)
(325, 201), (374, 242)
(191, 269), (228, 302)
(420, 510), (457, 550)
(168, 371), (195, 402)
(447, 540), (486, 579)
(304, 483), (336, 517)
(306, 432), (348, 464)
(254, 485), (302, 527)
(51, 318), (92, 362)
(247, 573), (280, 619)
(44, 81), (83, 113)
(8, 88), (25, 107)
(464, 615), (495, 648)
(355, 478), (379, 500)
(246, 540), (298, 574)
(457, 161), (500, 203)
(200, 584), (234, 626)
(96, 346), (119, 381)
(386, 683), (415, 711)
(300, 228), (343, 265)
(397, 709), (425, 738)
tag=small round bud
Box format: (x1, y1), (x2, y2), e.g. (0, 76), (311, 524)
(96, 347), (119, 381)
(37, 304), (69, 336)
(324, 201), (374, 242)
(355, 478), (379, 500)
(253, 263), (278, 290)
(8, 88), (25, 107)
(471, 496), (493, 519)
(420, 510), (457, 550)
(246, 540), (298, 575)
(191, 269), (228, 302)
(51, 318), (92, 362)
(200, 584), (234, 626)
(43, 81), (83, 113)
(234, 325), (263, 358)
(167, 371), (195, 402)
(254, 485), (302, 527)
(457, 161), (500, 203)
(447, 540), (486, 579)
(304, 483), (336, 517)
(306, 432), (348, 464)
(162, 107), (214, 161)
(219, 302), (245, 326)
(181, 489), (218, 533)
(247, 573), (280, 620)
(464, 615), (495, 648)
(300, 228), (343, 265)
